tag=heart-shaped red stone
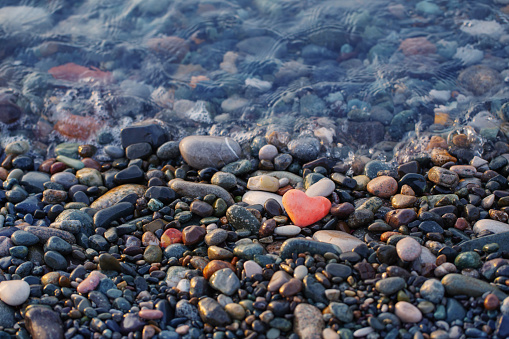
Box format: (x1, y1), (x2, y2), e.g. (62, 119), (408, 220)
(282, 189), (331, 227)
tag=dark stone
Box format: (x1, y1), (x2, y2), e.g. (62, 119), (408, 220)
(114, 166), (144, 184)
(126, 143), (152, 160)
(418, 221), (444, 234)
(93, 202), (134, 228)
(198, 297), (231, 326)
(25, 305), (64, 339)
(398, 173), (427, 195)
(279, 238), (342, 259)
(120, 121), (168, 149)
(145, 186), (176, 204)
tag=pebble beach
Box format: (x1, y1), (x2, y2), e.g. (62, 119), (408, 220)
(1, 129), (509, 339)
(3, 0), (509, 339)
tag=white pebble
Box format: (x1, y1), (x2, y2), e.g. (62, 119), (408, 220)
(258, 144), (278, 161)
(0, 280), (30, 306)
(274, 225), (302, 237)
(279, 177), (290, 187)
(353, 327), (374, 337)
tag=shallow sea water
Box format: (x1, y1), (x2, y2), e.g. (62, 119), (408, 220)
(1, 0), (509, 161)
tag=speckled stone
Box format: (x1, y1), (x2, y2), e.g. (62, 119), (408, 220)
(90, 184), (146, 210)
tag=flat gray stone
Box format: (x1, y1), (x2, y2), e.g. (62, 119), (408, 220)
(179, 136), (241, 170)
(170, 179), (235, 206)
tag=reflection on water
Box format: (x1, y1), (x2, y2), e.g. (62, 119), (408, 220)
(1, 0), (509, 160)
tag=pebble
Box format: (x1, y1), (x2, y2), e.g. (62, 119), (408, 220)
(179, 136), (242, 169)
(282, 189), (331, 227)
(274, 225), (301, 236)
(395, 301), (423, 323)
(306, 178), (335, 197)
(0, 280), (30, 306)
(242, 190), (284, 209)
(247, 174), (280, 192)
(396, 237), (422, 261)
(419, 279), (445, 303)
(170, 179), (235, 205)
(198, 297), (231, 326)
(313, 230), (363, 252)
(427, 166), (459, 188)
(293, 303), (324, 339)
(367, 176), (398, 198)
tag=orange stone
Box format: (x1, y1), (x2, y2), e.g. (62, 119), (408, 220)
(484, 293), (500, 311)
(146, 36), (189, 62)
(426, 136), (448, 150)
(399, 37), (436, 56)
(434, 111), (451, 126)
(367, 176), (398, 199)
(54, 113), (101, 140)
(48, 63), (113, 83)
(381, 231), (400, 242)
(160, 228), (182, 248)
(431, 148), (457, 166)
(203, 260), (235, 280)
(282, 189), (331, 227)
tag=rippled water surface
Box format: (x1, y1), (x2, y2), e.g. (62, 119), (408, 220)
(1, 0), (509, 159)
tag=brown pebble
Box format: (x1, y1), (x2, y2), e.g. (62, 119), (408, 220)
(426, 136), (448, 150)
(452, 134), (470, 147)
(203, 260), (235, 280)
(367, 176), (398, 198)
(454, 218), (469, 231)
(400, 184), (415, 196)
(59, 276), (71, 287)
(484, 293), (500, 311)
(431, 148), (457, 166)
(330, 202), (355, 219)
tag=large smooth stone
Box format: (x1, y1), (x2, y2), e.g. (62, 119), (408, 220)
(279, 238), (341, 259)
(459, 231), (509, 252)
(90, 184), (146, 210)
(473, 219), (509, 235)
(313, 230), (364, 252)
(282, 189), (331, 227)
(0, 280), (30, 306)
(170, 179), (235, 206)
(179, 136), (241, 170)
(242, 191), (284, 209)
(25, 305), (64, 339)
(441, 273), (507, 300)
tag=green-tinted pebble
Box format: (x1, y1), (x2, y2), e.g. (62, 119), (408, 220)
(56, 155), (85, 169)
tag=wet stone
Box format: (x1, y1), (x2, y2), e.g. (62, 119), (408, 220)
(198, 297), (231, 327)
(180, 136), (241, 170)
(226, 205), (261, 234)
(209, 268), (240, 295)
(428, 167), (459, 188)
(25, 306), (64, 339)
(375, 277), (405, 295)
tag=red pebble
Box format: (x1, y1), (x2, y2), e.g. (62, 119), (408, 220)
(282, 189), (331, 227)
(160, 228), (182, 248)
(76, 271), (105, 294)
(50, 162), (67, 174)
